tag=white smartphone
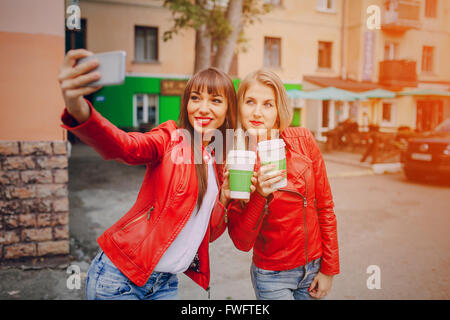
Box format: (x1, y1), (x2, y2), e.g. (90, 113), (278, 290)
(77, 50), (126, 87)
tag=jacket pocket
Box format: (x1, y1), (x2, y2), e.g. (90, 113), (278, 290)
(111, 205), (155, 257)
(121, 206), (154, 232)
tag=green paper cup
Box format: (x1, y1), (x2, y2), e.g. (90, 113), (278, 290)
(227, 150), (257, 199)
(257, 139), (287, 189)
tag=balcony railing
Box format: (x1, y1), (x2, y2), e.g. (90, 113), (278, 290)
(381, 0), (421, 33)
(379, 60), (417, 87)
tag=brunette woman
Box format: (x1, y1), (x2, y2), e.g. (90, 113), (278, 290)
(58, 49), (236, 300)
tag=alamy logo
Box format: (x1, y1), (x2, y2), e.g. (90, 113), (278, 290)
(366, 5), (381, 30)
(366, 265), (381, 290)
(66, 264), (81, 290)
(66, 4), (81, 31)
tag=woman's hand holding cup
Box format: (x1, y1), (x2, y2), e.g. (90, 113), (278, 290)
(220, 167), (257, 206)
(58, 49), (103, 124)
(255, 164), (286, 198)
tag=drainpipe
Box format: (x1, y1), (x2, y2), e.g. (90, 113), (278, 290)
(341, 0), (347, 80)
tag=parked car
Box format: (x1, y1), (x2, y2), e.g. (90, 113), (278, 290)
(402, 118), (450, 181)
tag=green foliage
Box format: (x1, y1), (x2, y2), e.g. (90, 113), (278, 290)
(163, 0), (271, 47)
(242, 0), (272, 27)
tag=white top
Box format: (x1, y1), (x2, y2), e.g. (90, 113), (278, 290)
(153, 152), (218, 274)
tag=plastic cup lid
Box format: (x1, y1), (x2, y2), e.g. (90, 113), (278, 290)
(257, 139), (286, 152)
(227, 150), (257, 160)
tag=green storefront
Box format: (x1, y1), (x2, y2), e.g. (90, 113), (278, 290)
(90, 75), (302, 130)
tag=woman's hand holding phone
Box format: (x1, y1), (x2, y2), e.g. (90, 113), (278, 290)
(58, 49), (102, 124)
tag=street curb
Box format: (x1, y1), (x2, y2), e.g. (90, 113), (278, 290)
(371, 162), (403, 174)
(324, 154), (403, 178)
(328, 169), (375, 179)
(323, 155), (372, 169)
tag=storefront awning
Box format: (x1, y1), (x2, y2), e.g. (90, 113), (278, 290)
(357, 89), (396, 100)
(286, 89), (312, 99)
(398, 89), (450, 97)
(304, 87), (360, 101)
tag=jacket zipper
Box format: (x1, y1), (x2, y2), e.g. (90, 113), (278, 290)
(121, 206), (154, 231)
(253, 201), (269, 230)
(303, 173), (308, 265)
(278, 173), (309, 264)
(223, 207), (228, 224)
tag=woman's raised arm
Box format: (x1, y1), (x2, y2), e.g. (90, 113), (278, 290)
(58, 49), (176, 165)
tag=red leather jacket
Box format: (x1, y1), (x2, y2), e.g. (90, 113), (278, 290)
(61, 101), (227, 289)
(227, 127), (339, 275)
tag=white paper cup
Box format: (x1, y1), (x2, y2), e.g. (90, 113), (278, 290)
(257, 139), (287, 189)
(227, 150), (257, 199)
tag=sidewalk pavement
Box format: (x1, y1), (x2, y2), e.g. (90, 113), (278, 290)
(322, 150), (371, 168)
(0, 146), (401, 300)
(322, 150), (402, 176)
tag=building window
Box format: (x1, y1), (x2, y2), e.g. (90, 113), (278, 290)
(317, 0), (335, 12)
(382, 102), (396, 126)
(382, 103), (392, 122)
(422, 46), (434, 73)
(322, 100), (330, 128)
(384, 42), (398, 61)
(264, 37), (281, 68)
(425, 0), (437, 18)
(133, 94), (158, 127)
(318, 41), (332, 68)
(135, 26), (158, 62)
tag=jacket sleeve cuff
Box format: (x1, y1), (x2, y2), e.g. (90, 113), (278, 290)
(241, 191), (269, 229)
(60, 99), (96, 131)
(319, 262), (340, 276)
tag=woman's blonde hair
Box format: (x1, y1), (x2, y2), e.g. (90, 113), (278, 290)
(237, 69), (293, 132)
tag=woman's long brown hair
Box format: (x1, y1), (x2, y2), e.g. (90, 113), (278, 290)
(177, 67), (237, 209)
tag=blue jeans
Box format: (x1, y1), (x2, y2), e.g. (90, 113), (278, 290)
(85, 250), (179, 300)
(250, 258), (322, 300)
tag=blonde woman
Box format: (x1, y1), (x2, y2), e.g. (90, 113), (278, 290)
(226, 70), (339, 300)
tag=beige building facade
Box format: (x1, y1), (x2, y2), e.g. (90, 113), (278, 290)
(235, 0), (450, 136)
(75, 0), (196, 77)
(72, 0), (450, 135)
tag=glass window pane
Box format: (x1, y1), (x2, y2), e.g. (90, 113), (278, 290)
(264, 39), (271, 66)
(271, 42), (279, 67)
(148, 107), (156, 125)
(135, 28), (145, 61)
(137, 106), (144, 125)
(148, 95), (156, 108)
(136, 94), (144, 106)
(264, 38), (280, 67)
(146, 29), (157, 60)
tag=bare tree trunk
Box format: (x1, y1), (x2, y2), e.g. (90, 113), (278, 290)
(194, 24), (212, 73)
(214, 0), (243, 73)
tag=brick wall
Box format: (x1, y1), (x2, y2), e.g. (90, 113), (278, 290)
(0, 141), (69, 262)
